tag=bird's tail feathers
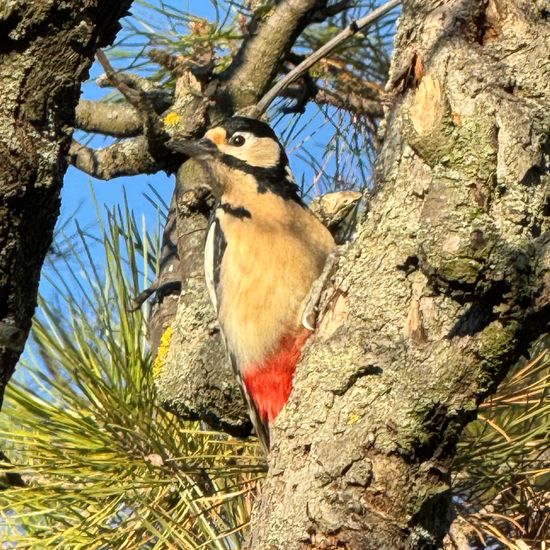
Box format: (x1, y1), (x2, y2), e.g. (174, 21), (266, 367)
(229, 351), (271, 453)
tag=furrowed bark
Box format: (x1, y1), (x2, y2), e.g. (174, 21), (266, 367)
(0, 0), (132, 404)
(247, 1), (550, 548)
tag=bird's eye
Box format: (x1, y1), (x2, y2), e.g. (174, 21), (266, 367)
(229, 134), (246, 147)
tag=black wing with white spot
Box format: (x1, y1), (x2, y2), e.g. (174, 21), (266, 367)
(204, 214), (226, 313)
(204, 210), (270, 451)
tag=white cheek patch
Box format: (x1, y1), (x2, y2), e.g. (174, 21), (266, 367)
(220, 134), (281, 169)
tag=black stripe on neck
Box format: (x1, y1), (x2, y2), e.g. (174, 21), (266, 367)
(219, 202), (252, 219)
(218, 153), (305, 206)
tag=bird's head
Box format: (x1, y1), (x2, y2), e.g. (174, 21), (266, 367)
(168, 117), (302, 204)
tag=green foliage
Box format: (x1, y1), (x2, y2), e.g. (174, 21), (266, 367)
(0, 199), (263, 549)
(453, 343), (550, 549)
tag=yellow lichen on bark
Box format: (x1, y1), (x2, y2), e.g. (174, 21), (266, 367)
(163, 112), (182, 126)
(153, 325), (174, 378)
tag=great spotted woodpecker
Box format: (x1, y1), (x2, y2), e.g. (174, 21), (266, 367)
(169, 117), (336, 450)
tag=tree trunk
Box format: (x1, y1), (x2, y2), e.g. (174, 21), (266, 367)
(247, 1), (550, 548)
(0, 0), (132, 402)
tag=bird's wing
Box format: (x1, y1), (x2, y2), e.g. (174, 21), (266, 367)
(204, 214), (270, 452)
(204, 214), (225, 314)
(229, 351), (270, 452)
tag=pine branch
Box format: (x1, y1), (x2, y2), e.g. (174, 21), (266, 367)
(253, 0), (401, 115)
(221, 0), (331, 111)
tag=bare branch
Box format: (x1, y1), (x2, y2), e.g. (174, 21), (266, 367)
(93, 50), (176, 170)
(77, 66), (174, 139)
(97, 70), (170, 98)
(75, 100), (142, 137)
(253, 0), (401, 116)
(68, 138), (162, 180)
(152, 161), (252, 436)
(309, 190), (362, 244)
(309, 0), (353, 23)
(221, 0), (329, 111)
(315, 87), (383, 118)
(279, 76), (318, 114)
(96, 51), (164, 140)
(95, 72), (174, 121)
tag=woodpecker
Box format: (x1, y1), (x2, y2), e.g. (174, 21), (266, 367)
(169, 117), (336, 450)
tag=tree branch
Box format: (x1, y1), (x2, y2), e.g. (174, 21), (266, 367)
(75, 100), (142, 137)
(97, 70), (172, 104)
(309, 0), (353, 23)
(152, 161), (252, 435)
(96, 50), (169, 156)
(220, 0), (330, 111)
(69, 138), (162, 180)
(314, 86), (384, 118)
(253, 0), (401, 116)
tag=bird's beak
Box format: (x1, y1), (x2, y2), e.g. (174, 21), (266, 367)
(167, 138), (219, 159)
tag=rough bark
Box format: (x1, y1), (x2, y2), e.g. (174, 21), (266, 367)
(69, 136), (161, 180)
(0, 0), (132, 402)
(75, 100), (142, 137)
(247, 1), (550, 548)
(75, 87), (172, 138)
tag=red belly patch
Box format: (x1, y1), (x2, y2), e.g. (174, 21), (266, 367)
(243, 330), (311, 423)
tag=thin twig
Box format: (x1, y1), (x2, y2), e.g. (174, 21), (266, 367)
(310, 0), (353, 23)
(96, 50), (162, 130)
(96, 49), (170, 160)
(314, 87), (384, 118)
(253, 0), (401, 116)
